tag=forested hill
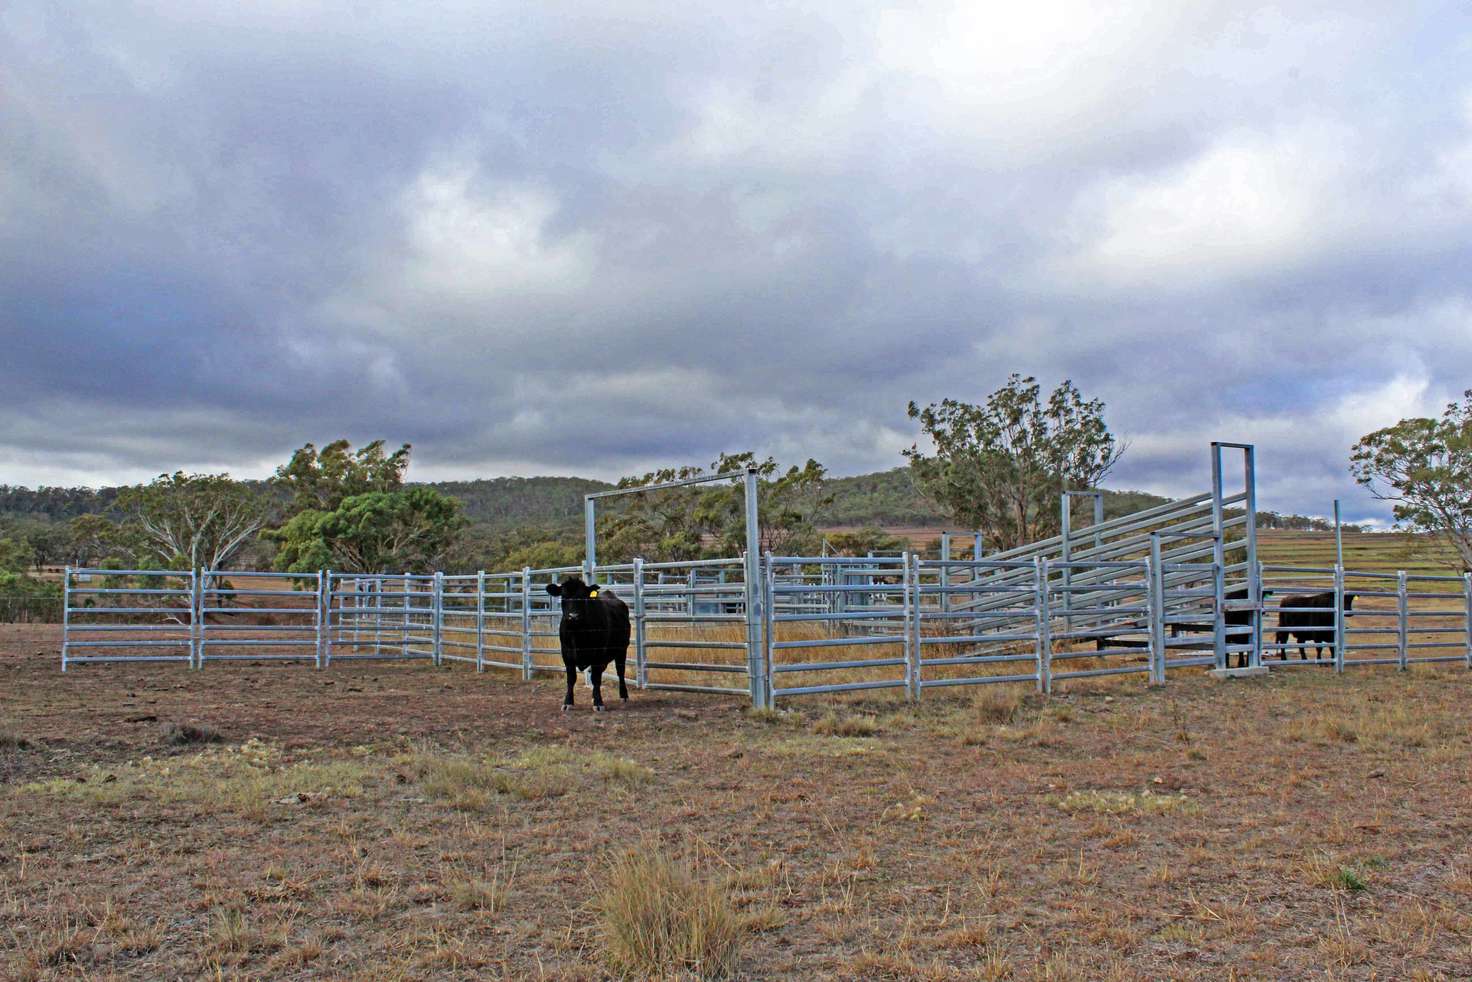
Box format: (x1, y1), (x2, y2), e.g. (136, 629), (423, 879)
(0, 471), (1170, 531)
(416, 476), (613, 528)
(817, 469), (1170, 528)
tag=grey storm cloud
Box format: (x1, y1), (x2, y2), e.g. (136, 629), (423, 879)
(3, 1), (1472, 523)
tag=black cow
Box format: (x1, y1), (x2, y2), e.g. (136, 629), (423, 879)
(1222, 586), (1257, 669)
(546, 577), (631, 711)
(1274, 591), (1355, 661)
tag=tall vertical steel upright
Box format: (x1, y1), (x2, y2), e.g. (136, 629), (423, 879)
(190, 567), (201, 669)
(1333, 563), (1346, 673)
(632, 558), (647, 688)
(1210, 443), (1261, 669)
(939, 532), (951, 616)
(475, 570), (485, 672)
(1148, 535), (1166, 685)
(1035, 556), (1052, 694)
(742, 466), (767, 708)
(1396, 570), (1409, 671)
(520, 567), (533, 681)
(61, 565), (72, 671)
(432, 571), (444, 666)
(1334, 499), (1344, 568)
(584, 497), (597, 584)
(1464, 572), (1472, 670)
(903, 551), (919, 702)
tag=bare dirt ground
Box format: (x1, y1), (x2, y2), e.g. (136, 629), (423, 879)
(4, 623), (1472, 980)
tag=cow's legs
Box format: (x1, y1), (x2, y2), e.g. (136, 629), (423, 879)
(1275, 631), (1289, 662)
(563, 662), (577, 710)
(615, 649), (628, 701)
(590, 661), (606, 711)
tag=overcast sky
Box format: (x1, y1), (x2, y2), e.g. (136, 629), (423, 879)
(4, 2), (1470, 522)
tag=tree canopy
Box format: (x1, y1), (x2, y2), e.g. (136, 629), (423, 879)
(274, 439), (411, 515)
(597, 452), (832, 563)
(904, 376), (1122, 551)
(116, 472), (267, 571)
(1351, 391), (1472, 570)
(271, 487), (464, 574)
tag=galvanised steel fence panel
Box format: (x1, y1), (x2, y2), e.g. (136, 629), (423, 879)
(1394, 571), (1469, 666)
(478, 569), (532, 674)
(636, 559), (750, 695)
(523, 565), (579, 678)
(1261, 565), (1340, 667)
(324, 573), (437, 664)
(1044, 560), (1154, 686)
(1340, 568), (1402, 669)
(197, 570), (321, 666)
(62, 567), (197, 669)
(910, 557), (1042, 693)
(439, 573), (482, 667)
(765, 554), (910, 701)
(1154, 561), (1224, 672)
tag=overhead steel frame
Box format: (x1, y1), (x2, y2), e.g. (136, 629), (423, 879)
(1211, 442), (1261, 670)
(582, 467), (768, 708)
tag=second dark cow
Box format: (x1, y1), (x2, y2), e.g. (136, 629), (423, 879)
(546, 577), (631, 711)
(1274, 591), (1355, 661)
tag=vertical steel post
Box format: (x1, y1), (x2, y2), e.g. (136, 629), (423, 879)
(1092, 494), (1104, 547)
(1334, 499), (1344, 569)
(903, 551), (918, 702)
(521, 567), (533, 681)
(940, 532), (951, 616)
(401, 572), (410, 659)
(1148, 536), (1166, 685)
(60, 565), (71, 671)
(1397, 570), (1409, 671)
(324, 570), (334, 667)
(584, 497), (597, 584)
(633, 558), (647, 689)
(1210, 443), (1226, 606)
(475, 571), (485, 672)
(1254, 560), (1266, 669)
(191, 568), (202, 670)
(742, 466), (766, 709)
(1212, 561), (1226, 671)
(763, 553), (778, 706)
(1060, 494), (1072, 628)
(433, 571), (444, 666)
(1464, 572), (1472, 670)
(313, 571), (324, 669)
(974, 532), (984, 561)
(1333, 564), (1346, 673)
(1035, 557), (1052, 694)
(1242, 445), (1260, 669)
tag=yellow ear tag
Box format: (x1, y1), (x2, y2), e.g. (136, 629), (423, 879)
(589, 590), (599, 598)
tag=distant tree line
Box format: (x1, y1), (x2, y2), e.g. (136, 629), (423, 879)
(15, 375), (1458, 607)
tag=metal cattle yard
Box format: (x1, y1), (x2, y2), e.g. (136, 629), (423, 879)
(60, 444), (1472, 707)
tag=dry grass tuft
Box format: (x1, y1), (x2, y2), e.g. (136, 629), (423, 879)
(162, 721), (223, 745)
(1050, 789), (1197, 816)
(0, 729), (30, 750)
(447, 864), (515, 913)
(811, 712), (880, 737)
(597, 846), (746, 980)
(971, 686), (1026, 724)
(409, 746), (653, 807)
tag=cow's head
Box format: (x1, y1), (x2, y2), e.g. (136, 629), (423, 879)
(1343, 593), (1356, 611)
(547, 577), (601, 623)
